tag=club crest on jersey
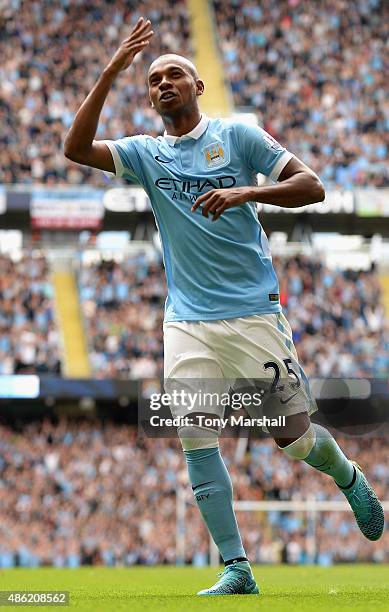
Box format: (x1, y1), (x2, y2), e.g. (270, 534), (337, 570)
(202, 142), (227, 168)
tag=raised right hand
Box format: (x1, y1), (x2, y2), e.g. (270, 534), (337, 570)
(106, 17), (154, 74)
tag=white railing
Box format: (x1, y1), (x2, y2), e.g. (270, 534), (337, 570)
(175, 488), (389, 566)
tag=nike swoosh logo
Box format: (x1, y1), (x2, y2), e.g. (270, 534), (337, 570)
(155, 155), (173, 164)
(280, 392), (299, 405)
(192, 481), (214, 491)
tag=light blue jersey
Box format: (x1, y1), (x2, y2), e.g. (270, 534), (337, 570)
(104, 115), (293, 322)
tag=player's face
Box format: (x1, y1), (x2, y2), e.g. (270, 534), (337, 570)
(148, 62), (201, 115)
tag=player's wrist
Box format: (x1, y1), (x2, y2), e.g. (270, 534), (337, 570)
(245, 186), (260, 202)
(102, 65), (121, 80)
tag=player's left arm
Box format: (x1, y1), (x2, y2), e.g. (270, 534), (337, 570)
(192, 155), (325, 221)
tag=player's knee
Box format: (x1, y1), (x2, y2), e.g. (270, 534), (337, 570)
(270, 412), (312, 453)
(178, 425), (219, 451)
(277, 422), (316, 459)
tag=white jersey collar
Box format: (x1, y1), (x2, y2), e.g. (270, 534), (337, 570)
(163, 114), (209, 146)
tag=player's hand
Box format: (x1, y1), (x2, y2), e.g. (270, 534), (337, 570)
(105, 18), (154, 75)
(191, 187), (252, 220)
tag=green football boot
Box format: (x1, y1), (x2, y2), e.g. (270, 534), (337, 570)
(197, 561), (260, 596)
(339, 461), (384, 541)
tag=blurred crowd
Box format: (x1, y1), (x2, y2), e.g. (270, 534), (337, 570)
(274, 255), (389, 378)
(1, 0), (388, 570)
(2, 249), (386, 379)
(0, 253), (60, 375)
(79, 252), (165, 378)
(1, 0), (387, 188)
(1, 0), (191, 185)
(79, 253), (389, 379)
(0, 417), (387, 568)
(213, 0), (388, 187)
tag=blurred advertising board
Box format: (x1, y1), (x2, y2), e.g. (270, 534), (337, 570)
(1, 185), (389, 235)
(30, 188), (104, 230)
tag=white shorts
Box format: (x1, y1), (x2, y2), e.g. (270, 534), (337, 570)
(163, 313), (317, 428)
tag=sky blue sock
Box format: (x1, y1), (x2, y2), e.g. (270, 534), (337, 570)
(184, 447), (246, 563)
(304, 424), (354, 487)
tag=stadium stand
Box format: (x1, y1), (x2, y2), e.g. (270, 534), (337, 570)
(0, 418), (387, 567)
(273, 255), (389, 378)
(1, 0), (387, 187)
(2, 250), (387, 379)
(0, 253), (61, 375)
(212, 0), (388, 188)
(1, 0), (388, 572)
(0, 0), (191, 186)
(79, 253), (165, 378)
(79, 254), (389, 379)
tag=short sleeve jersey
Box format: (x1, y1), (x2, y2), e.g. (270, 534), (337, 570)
(103, 115), (293, 322)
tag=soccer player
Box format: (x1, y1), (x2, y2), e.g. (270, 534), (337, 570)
(64, 18), (384, 595)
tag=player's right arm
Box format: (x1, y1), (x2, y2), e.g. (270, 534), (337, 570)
(64, 18), (153, 172)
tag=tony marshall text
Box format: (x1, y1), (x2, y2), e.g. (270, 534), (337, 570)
(149, 415), (286, 428)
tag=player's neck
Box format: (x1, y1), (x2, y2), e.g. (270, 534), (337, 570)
(162, 109), (202, 138)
